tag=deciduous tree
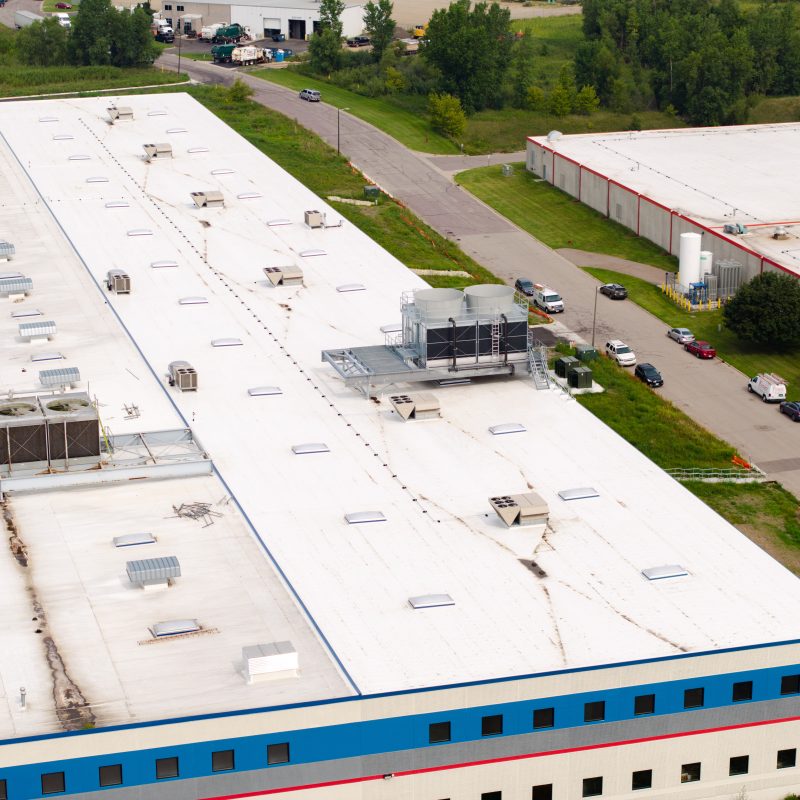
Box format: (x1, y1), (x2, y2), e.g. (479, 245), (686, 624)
(427, 91), (466, 138)
(363, 0), (395, 62)
(723, 273), (800, 349)
(16, 17), (68, 66)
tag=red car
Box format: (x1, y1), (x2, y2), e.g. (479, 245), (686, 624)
(685, 340), (716, 359)
(55, 3), (72, 8)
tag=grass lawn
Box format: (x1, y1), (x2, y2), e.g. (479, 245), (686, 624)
(512, 15), (582, 87)
(749, 95), (800, 124)
(181, 52), (214, 62)
(583, 267), (800, 399)
(251, 68), (459, 155)
(458, 164), (678, 270)
(41, 0), (74, 12)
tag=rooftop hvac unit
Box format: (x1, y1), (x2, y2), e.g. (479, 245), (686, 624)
(143, 142), (173, 161)
(389, 392), (440, 421)
(304, 209), (324, 229)
(243, 641), (298, 682)
(108, 106), (134, 123)
(18, 320), (56, 342)
(168, 361), (198, 391)
(41, 393), (101, 460)
(0, 276), (32, 298)
(126, 555), (181, 588)
(39, 366), (80, 389)
(106, 270), (131, 294)
(0, 241), (15, 260)
(264, 265), (303, 287)
(190, 190), (224, 208)
(0, 397), (47, 465)
(489, 492), (549, 527)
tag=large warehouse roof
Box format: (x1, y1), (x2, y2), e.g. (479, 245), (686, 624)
(1, 95), (800, 738)
(528, 123), (800, 275)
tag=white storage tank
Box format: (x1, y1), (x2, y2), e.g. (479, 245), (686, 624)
(413, 288), (463, 320)
(678, 232), (702, 287)
(699, 250), (713, 279)
(463, 284), (515, 314)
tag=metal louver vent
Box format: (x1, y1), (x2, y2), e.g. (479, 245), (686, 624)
(127, 555), (180, 586)
(292, 443), (329, 455)
(86, 176), (109, 183)
(408, 594), (455, 609)
(39, 366), (80, 388)
(151, 619), (199, 637)
(337, 284), (365, 293)
(188, 146), (209, 153)
(113, 532), (156, 548)
(345, 511), (386, 524)
(151, 260), (178, 269)
(52, 134), (74, 141)
(127, 229), (153, 237)
(105, 200), (129, 209)
(237, 191), (262, 199)
(642, 565), (688, 581)
(68, 155), (91, 161)
(211, 338), (242, 347)
(166, 127), (187, 134)
(179, 296), (208, 305)
(558, 487), (599, 501)
(267, 218), (291, 227)
(489, 423), (526, 435)
(248, 386), (282, 396)
(211, 168), (234, 175)
(299, 249), (326, 257)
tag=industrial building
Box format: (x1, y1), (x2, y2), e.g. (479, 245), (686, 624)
(1, 95), (800, 800)
(526, 123), (800, 288)
(151, 0), (365, 40)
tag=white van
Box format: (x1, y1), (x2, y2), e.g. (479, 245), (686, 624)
(748, 373), (786, 403)
(532, 284), (564, 313)
(54, 12), (71, 27)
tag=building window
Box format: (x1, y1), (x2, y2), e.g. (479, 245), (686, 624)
(781, 675), (800, 695)
(631, 770), (652, 790)
(584, 701), (605, 723)
(481, 792), (501, 800)
(582, 777), (603, 797)
(729, 755), (749, 776)
(0, 779), (6, 800)
(429, 721), (451, 744)
(176, 4), (184, 9)
(163, 3), (171, 8)
(482, 715), (503, 736)
(732, 681), (752, 702)
(156, 758), (179, 780)
(212, 750), (235, 772)
(98, 765), (122, 787)
(683, 687), (704, 708)
(267, 742), (290, 765)
(531, 786), (552, 800)
(533, 707), (554, 729)
(633, 694), (655, 715)
(778, 749), (797, 769)
(681, 763), (701, 783)
(41, 773), (65, 795)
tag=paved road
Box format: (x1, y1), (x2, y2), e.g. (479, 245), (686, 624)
(159, 53), (800, 497)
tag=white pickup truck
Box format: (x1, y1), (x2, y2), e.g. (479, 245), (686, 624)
(748, 373), (786, 403)
(532, 284), (564, 313)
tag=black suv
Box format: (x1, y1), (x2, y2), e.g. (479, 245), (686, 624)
(514, 277), (535, 296)
(635, 363), (663, 387)
(347, 36), (371, 46)
(599, 283), (628, 300)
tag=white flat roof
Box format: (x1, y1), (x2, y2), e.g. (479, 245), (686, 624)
(1, 96), (800, 735)
(528, 124), (800, 274)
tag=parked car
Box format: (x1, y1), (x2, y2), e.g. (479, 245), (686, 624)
(779, 401), (800, 421)
(667, 327), (695, 344)
(272, 32), (285, 41)
(347, 36), (370, 46)
(599, 283), (627, 300)
(684, 340), (716, 359)
(155, 29), (174, 42)
(748, 373), (786, 403)
(532, 283), (564, 313)
(514, 277), (535, 296)
(605, 339), (636, 367)
(635, 363), (664, 387)
(299, 88), (321, 102)
(54, 3), (71, 8)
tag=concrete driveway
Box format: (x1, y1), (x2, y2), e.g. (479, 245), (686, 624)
(159, 53), (800, 497)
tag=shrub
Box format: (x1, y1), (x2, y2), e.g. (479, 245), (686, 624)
(427, 91), (466, 138)
(547, 84), (573, 117)
(385, 65), (406, 93)
(574, 85), (600, 115)
(227, 78), (254, 103)
(526, 85), (546, 111)
(724, 272), (800, 348)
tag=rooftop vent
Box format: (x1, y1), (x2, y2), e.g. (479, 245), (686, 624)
(68, 154), (91, 161)
(291, 442), (329, 455)
(127, 229), (153, 237)
(31, 352), (63, 363)
(642, 565), (689, 581)
(558, 487), (599, 501)
(774, 225), (790, 240)
(52, 134), (74, 141)
(337, 283), (365, 293)
(237, 191), (262, 200)
(408, 594), (454, 609)
(243, 641), (298, 682)
(166, 127), (187, 134)
(489, 423), (526, 435)
(0, 241), (16, 260)
(305, 210), (324, 228)
(179, 296), (208, 305)
(151, 619), (200, 638)
(267, 218), (291, 227)
(86, 176), (109, 183)
(211, 168), (234, 175)
(39, 366), (80, 389)
(264, 266), (303, 287)
(489, 492), (549, 527)
(105, 200), (129, 209)
(39, 116), (59, 123)
(11, 307), (39, 316)
(108, 106), (134, 122)
(299, 249), (326, 258)
(106, 270), (131, 294)
(113, 532), (156, 548)
(127, 555), (180, 588)
(389, 393), (440, 421)
(0, 276), (32, 297)
(248, 386), (282, 396)
(19, 320), (56, 342)
(187, 146), (209, 154)
(191, 190), (224, 208)
(168, 361), (197, 391)
(147, 110), (168, 117)
(345, 511), (387, 524)
(151, 259), (178, 269)
(211, 337), (242, 347)
(143, 142), (173, 160)
(546, 130), (562, 142)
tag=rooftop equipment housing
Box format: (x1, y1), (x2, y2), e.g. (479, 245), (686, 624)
(143, 143), (173, 161)
(18, 320), (56, 342)
(243, 641), (298, 682)
(108, 106), (134, 123)
(489, 492), (549, 527)
(264, 266), (303, 287)
(106, 270), (131, 294)
(168, 361), (198, 391)
(0, 276), (32, 297)
(0, 241), (15, 260)
(39, 366), (80, 389)
(389, 393), (440, 421)
(304, 210), (324, 229)
(126, 556), (181, 588)
(190, 190), (224, 208)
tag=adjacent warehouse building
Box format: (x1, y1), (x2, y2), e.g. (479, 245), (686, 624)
(1, 95), (800, 800)
(152, 0), (364, 40)
(526, 124), (800, 285)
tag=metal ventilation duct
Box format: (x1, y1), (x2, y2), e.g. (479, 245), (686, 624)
(127, 555), (181, 586)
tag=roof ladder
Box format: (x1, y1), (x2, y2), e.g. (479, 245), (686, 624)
(527, 337), (550, 390)
(491, 316), (501, 360)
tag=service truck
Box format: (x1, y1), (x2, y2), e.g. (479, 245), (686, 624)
(212, 23), (247, 43)
(199, 22), (223, 41)
(231, 45), (271, 65)
(532, 283), (564, 313)
(748, 373), (787, 403)
(14, 10), (44, 28)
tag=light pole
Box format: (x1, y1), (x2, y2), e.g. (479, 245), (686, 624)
(176, 15), (183, 75)
(337, 107), (349, 156)
(591, 285), (601, 347)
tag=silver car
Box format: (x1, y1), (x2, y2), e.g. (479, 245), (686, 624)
(667, 327), (695, 344)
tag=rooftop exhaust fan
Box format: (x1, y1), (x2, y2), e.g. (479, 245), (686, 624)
(264, 266), (303, 287)
(108, 106), (134, 123)
(106, 270), (131, 294)
(489, 492), (549, 527)
(143, 143), (173, 161)
(389, 393), (440, 421)
(168, 361), (197, 391)
(191, 190), (224, 208)
(305, 210), (324, 229)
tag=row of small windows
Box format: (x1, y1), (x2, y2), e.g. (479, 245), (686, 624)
(471, 749), (798, 800)
(0, 744), (289, 797)
(428, 675), (800, 743)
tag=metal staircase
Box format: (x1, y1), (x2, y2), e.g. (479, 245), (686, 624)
(527, 336), (550, 390)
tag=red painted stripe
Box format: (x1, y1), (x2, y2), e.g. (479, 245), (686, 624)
(199, 714), (800, 800)
(555, 152), (581, 168)
(639, 194), (671, 213)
